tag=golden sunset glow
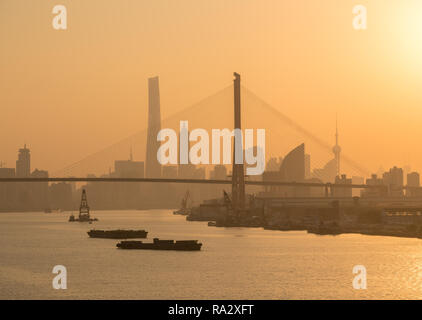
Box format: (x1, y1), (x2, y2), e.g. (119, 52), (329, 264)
(0, 1), (422, 175)
(4, 0), (422, 303)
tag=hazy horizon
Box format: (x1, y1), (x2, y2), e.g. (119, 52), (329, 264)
(2, 0), (422, 176)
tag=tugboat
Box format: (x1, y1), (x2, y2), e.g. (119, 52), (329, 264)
(116, 238), (202, 251)
(69, 189), (98, 222)
(173, 190), (192, 215)
(88, 229), (148, 239)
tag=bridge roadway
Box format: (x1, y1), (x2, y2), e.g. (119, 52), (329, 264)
(0, 177), (418, 190)
(256, 196), (422, 206)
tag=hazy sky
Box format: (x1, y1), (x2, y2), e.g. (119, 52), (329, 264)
(1, 0), (422, 175)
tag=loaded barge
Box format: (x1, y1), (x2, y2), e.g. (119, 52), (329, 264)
(116, 238), (202, 251)
(88, 229), (148, 239)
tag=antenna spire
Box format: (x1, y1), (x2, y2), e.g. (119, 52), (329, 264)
(332, 114), (341, 176)
(335, 114), (338, 146)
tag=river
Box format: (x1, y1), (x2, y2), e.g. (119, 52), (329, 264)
(1, 210), (421, 299)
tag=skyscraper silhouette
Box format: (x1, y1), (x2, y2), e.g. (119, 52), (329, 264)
(16, 144), (30, 177)
(332, 117), (341, 177)
(145, 76), (162, 178)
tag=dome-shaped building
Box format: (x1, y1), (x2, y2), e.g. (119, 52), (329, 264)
(279, 143), (305, 182)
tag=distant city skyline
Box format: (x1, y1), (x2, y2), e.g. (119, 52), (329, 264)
(0, 76), (415, 180)
(2, 1), (422, 174)
(5, 0), (422, 303)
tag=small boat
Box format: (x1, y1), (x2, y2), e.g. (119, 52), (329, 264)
(116, 238), (202, 251)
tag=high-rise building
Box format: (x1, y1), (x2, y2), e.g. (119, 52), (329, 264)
(361, 174), (387, 198)
(143, 77), (165, 209)
(333, 174), (352, 198)
(407, 172), (420, 187)
(0, 167), (16, 210)
(383, 166), (403, 187)
(383, 166), (404, 197)
(332, 117), (341, 176)
(16, 144), (30, 177)
(114, 159), (144, 209)
(406, 172), (421, 197)
(403, 165), (411, 184)
(261, 143), (306, 197)
(115, 160), (144, 178)
(280, 143), (305, 182)
(145, 76), (162, 178)
(30, 169), (49, 210)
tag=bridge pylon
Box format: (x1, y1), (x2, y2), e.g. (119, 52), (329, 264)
(231, 72), (246, 213)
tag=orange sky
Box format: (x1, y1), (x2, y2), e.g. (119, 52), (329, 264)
(1, 0), (422, 176)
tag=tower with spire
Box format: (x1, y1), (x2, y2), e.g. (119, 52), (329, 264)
(145, 76), (162, 178)
(332, 116), (341, 177)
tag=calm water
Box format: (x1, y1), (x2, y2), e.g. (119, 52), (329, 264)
(1, 210), (422, 299)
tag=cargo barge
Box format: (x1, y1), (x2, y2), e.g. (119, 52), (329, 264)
(116, 238), (202, 251)
(88, 229), (148, 239)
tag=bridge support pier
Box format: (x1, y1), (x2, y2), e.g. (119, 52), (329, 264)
(231, 72), (245, 213)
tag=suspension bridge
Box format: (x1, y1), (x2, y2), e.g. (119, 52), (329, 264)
(1, 73), (381, 201)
